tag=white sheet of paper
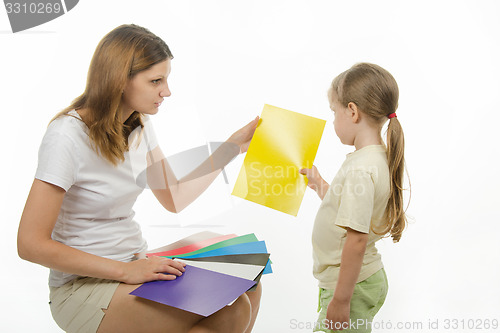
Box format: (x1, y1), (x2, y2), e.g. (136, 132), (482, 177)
(175, 259), (264, 281)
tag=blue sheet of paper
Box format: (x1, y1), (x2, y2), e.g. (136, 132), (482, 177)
(174, 241), (272, 274)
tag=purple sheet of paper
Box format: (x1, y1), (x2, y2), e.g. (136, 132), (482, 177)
(130, 265), (256, 317)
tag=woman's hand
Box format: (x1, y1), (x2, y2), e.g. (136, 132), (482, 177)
(326, 298), (350, 331)
(299, 166), (329, 200)
(227, 116), (260, 154)
(119, 256), (186, 285)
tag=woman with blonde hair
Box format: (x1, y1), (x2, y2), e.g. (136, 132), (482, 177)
(18, 24), (261, 333)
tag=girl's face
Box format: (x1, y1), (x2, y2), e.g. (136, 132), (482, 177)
(122, 59), (172, 118)
(330, 91), (356, 146)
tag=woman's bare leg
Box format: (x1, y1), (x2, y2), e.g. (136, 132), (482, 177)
(245, 283), (262, 332)
(97, 283), (203, 333)
(98, 282), (256, 333)
(189, 282), (262, 333)
(188, 293), (251, 333)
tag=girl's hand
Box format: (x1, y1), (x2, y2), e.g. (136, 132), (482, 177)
(299, 166), (322, 191)
(326, 298), (350, 331)
(119, 256), (186, 285)
(299, 166), (329, 199)
(227, 116), (260, 154)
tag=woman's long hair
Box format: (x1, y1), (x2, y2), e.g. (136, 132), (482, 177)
(52, 24), (173, 165)
(331, 63), (409, 242)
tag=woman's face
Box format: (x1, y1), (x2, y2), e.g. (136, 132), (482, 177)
(122, 59), (171, 119)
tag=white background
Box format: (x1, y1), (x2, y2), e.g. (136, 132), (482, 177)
(1, 1), (500, 332)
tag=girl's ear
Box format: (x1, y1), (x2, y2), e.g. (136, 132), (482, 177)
(347, 102), (361, 123)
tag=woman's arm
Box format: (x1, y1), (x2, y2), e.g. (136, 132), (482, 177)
(148, 117), (259, 213)
(18, 179), (185, 284)
(326, 227), (368, 328)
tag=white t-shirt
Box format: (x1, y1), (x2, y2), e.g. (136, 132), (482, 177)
(312, 145), (390, 289)
(35, 110), (158, 287)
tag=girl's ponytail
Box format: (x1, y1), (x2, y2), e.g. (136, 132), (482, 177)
(386, 116), (407, 242)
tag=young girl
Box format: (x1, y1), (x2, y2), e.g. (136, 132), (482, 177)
(17, 24), (261, 333)
(300, 63), (407, 332)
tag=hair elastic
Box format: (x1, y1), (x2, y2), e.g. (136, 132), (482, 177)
(388, 112), (397, 119)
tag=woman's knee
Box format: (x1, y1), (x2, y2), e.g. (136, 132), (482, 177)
(189, 294), (252, 333)
(246, 282), (262, 313)
(244, 283), (262, 332)
(229, 293), (252, 330)
(235, 293), (252, 315)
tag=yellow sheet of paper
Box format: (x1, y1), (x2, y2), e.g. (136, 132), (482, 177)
(232, 104), (326, 216)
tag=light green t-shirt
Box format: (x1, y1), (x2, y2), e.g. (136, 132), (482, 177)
(312, 145), (390, 289)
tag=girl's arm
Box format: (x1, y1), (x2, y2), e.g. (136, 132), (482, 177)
(148, 117), (259, 213)
(299, 166), (330, 200)
(18, 179), (185, 284)
(326, 227), (368, 327)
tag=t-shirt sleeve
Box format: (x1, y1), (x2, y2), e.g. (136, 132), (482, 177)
(142, 115), (159, 152)
(35, 129), (78, 192)
(335, 170), (375, 233)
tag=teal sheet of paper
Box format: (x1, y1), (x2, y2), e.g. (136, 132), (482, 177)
(175, 241), (272, 274)
(162, 233), (258, 259)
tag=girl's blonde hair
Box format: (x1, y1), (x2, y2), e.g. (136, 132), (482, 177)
(331, 62), (408, 242)
(52, 24), (173, 165)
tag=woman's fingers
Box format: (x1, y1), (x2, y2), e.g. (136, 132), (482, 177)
(148, 257), (185, 276)
(238, 117), (259, 142)
(163, 258), (186, 271)
(122, 257), (187, 284)
(227, 116), (260, 154)
(247, 116), (260, 136)
(160, 263), (184, 276)
(246, 116), (260, 129)
(156, 273), (178, 281)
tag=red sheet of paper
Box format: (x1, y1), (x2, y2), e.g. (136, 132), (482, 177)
(146, 231), (223, 254)
(147, 234), (237, 257)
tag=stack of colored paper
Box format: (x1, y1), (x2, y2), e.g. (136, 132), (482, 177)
(129, 231), (272, 316)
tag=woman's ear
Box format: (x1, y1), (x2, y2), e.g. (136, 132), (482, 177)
(347, 102), (361, 123)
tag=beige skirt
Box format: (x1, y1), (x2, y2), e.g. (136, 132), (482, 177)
(49, 277), (120, 333)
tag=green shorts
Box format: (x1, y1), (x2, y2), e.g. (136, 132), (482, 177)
(49, 277), (120, 333)
(314, 269), (388, 333)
